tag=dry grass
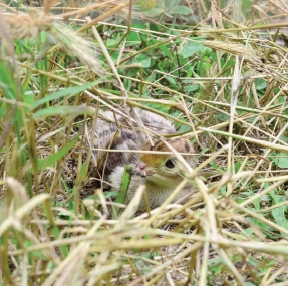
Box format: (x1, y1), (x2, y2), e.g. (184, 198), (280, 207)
(0, 0), (288, 285)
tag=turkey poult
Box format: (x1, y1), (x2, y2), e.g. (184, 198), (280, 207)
(90, 108), (196, 210)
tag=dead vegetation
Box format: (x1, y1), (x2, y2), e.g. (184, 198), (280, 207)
(0, 0), (288, 285)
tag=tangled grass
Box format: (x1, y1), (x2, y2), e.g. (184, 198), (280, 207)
(0, 0), (288, 285)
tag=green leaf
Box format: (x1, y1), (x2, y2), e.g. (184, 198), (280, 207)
(158, 44), (173, 60)
(255, 78), (267, 91)
(126, 32), (141, 46)
(134, 54), (152, 68)
(269, 190), (288, 238)
(271, 153), (288, 169)
(280, 135), (288, 142)
(165, 76), (178, 87)
(142, 7), (164, 17)
(166, 0), (180, 10)
(178, 124), (191, 132)
(37, 135), (79, 170)
(139, 58), (152, 68)
(246, 215), (274, 233)
(171, 5), (193, 15)
(106, 39), (117, 47)
(184, 83), (199, 93)
(135, 0), (156, 11)
(135, 258), (153, 274)
(180, 42), (205, 59)
(216, 112), (230, 122)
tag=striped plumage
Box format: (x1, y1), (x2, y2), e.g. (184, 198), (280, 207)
(91, 108), (196, 209)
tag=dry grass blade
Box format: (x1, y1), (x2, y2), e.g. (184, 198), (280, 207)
(203, 40), (258, 59)
(1, 0), (288, 285)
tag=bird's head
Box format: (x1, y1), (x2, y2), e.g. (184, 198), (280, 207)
(133, 137), (195, 188)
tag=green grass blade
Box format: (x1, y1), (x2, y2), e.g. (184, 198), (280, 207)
(0, 62), (23, 125)
(37, 135), (79, 170)
(113, 166), (132, 216)
(32, 106), (93, 118)
(30, 81), (97, 110)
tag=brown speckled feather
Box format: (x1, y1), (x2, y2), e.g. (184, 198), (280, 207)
(91, 108), (176, 176)
(90, 108), (196, 209)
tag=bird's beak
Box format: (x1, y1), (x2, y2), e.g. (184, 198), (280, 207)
(133, 162), (149, 177)
(133, 162), (153, 178)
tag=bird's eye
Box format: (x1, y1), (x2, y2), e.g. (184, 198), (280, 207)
(165, 159), (175, 169)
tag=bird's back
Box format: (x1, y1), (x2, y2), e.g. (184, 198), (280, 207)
(91, 108), (176, 177)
